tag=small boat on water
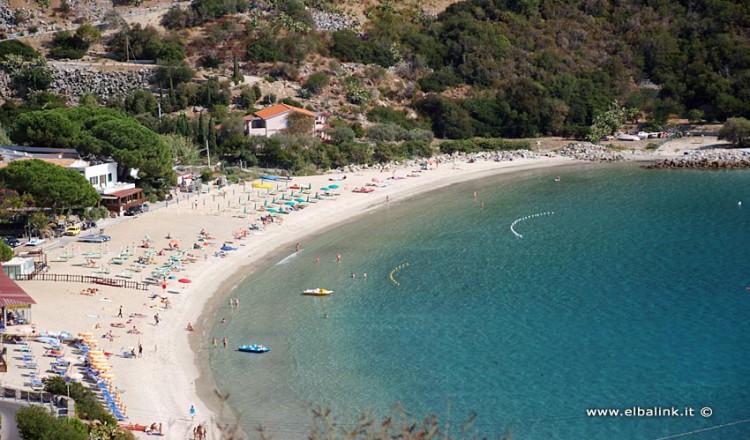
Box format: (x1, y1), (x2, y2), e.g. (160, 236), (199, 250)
(303, 288), (333, 296)
(238, 344), (270, 353)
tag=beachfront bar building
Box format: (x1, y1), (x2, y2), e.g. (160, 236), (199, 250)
(0, 147), (145, 216)
(0, 269), (35, 329)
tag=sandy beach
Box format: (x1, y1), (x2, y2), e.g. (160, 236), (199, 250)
(5, 139), (719, 439)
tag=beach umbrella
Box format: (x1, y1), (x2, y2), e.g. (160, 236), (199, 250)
(284, 201), (296, 206)
(220, 245), (237, 251)
(329, 184), (340, 189)
(295, 198), (305, 203)
(320, 187), (328, 191)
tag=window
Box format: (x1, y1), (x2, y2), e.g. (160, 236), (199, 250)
(108, 173), (112, 182)
(251, 119), (265, 129)
(89, 177), (96, 185)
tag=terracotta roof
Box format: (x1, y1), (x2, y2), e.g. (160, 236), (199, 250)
(108, 187), (143, 198)
(0, 270), (35, 307)
(251, 103), (317, 120)
(0, 157), (77, 169)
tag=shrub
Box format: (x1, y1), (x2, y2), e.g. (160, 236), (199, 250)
(16, 405), (87, 440)
(0, 40), (39, 60)
(304, 71), (329, 95)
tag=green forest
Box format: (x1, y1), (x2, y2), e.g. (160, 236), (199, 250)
(1, 0), (749, 178)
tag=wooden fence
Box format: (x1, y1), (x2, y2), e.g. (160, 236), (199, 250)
(16, 273), (148, 291)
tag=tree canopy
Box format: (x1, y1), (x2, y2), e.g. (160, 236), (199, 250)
(0, 159), (100, 211)
(9, 107), (175, 190)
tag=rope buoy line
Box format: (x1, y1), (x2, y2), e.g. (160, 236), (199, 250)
(389, 262), (410, 287)
(510, 211), (555, 238)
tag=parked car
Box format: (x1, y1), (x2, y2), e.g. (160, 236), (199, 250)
(3, 237), (19, 248)
(78, 234), (111, 243)
(65, 225), (81, 236)
(124, 204), (149, 216)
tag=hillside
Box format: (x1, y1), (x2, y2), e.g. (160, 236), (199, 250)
(0, 0), (749, 174)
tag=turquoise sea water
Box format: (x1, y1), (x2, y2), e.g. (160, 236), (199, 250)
(208, 163), (750, 440)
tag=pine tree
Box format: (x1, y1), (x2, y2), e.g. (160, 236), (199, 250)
(196, 111), (206, 146)
(208, 116), (217, 151)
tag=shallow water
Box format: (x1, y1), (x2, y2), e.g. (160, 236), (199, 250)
(209, 163), (750, 439)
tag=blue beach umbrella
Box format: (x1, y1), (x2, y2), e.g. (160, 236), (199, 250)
(320, 187), (329, 191)
(295, 198), (305, 203)
(329, 184), (340, 189)
(284, 201), (296, 206)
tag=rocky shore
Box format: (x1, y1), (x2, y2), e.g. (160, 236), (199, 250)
(557, 144), (627, 161)
(646, 149), (750, 169)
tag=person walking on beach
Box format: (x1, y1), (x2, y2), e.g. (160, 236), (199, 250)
(223, 337), (228, 348)
(117, 306), (123, 318)
(295, 242), (301, 252)
(336, 253), (341, 263)
(212, 338), (218, 348)
(154, 313), (160, 326)
(189, 405), (196, 422)
(138, 342), (143, 358)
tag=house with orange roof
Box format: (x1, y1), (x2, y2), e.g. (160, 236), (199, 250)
(243, 103), (329, 140)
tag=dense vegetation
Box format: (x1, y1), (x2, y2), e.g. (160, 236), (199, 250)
(9, 107), (175, 193)
(14, 377), (137, 440)
(0, 159), (100, 210)
(159, 0), (750, 141)
(1, 0), (749, 177)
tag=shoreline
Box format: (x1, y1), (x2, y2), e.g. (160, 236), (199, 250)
(10, 140), (719, 440)
(188, 155), (592, 439)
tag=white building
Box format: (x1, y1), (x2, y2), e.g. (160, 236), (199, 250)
(243, 103), (329, 140)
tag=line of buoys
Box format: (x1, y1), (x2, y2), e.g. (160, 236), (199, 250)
(389, 262), (410, 286)
(510, 211), (555, 238)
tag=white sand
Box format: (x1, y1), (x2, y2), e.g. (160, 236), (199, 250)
(10, 149), (688, 439)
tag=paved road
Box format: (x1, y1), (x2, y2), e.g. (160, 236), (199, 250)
(0, 400), (26, 440)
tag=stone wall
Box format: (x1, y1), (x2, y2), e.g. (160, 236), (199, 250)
(0, 64), (154, 103)
(48, 64), (153, 102)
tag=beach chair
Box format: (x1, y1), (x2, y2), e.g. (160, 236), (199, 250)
(24, 361), (38, 369)
(29, 379), (44, 390)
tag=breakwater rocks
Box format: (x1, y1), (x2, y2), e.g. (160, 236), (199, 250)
(557, 144), (626, 161)
(48, 65), (153, 102)
(646, 150), (750, 169)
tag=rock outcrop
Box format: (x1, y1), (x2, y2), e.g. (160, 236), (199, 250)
(558, 144), (626, 162)
(646, 150), (750, 169)
(310, 9), (359, 32)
